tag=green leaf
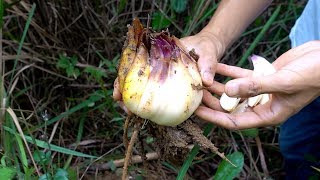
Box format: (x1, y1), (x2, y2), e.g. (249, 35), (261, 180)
(66, 66), (74, 77)
(67, 168), (77, 180)
(3, 126), (97, 159)
(117, 0), (127, 13)
(36, 91), (103, 129)
(0, 0), (4, 28)
(57, 54), (80, 78)
(240, 128), (259, 138)
(146, 136), (154, 144)
(176, 124), (213, 180)
(33, 150), (51, 165)
(0, 166), (17, 179)
(84, 66), (107, 81)
(39, 173), (52, 180)
(9, 3), (36, 85)
(214, 151), (244, 180)
(54, 168), (68, 180)
(73, 68), (80, 78)
(108, 161), (117, 171)
(152, 11), (171, 30)
(170, 0), (187, 13)
(57, 55), (69, 69)
(70, 56), (78, 66)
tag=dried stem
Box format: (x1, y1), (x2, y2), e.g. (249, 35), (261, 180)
(92, 152), (159, 171)
(123, 115), (131, 150)
(122, 118), (141, 180)
(239, 133), (262, 180)
(255, 136), (269, 176)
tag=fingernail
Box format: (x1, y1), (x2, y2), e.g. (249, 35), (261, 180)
(226, 82), (239, 96)
(202, 71), (213, 86)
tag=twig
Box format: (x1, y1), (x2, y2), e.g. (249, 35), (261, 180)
(80, 143), (124, 180)
(255, 136), (269, 177)
(239, 133), (262, 180)
(91, 152), (159, 170)
(122, 120), (141, 180)
(48, 120), (60, 143)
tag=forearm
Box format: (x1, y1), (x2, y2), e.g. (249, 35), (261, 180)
(201, 0), (272, 57)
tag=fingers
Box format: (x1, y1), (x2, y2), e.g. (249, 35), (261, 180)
(207, 81), (225, 96)
(113, 78), (132, 115)
(216, 63), (252, 78)
(195, 103), (281, 130)
(224, 70), (298, 97)
(273, 41), (320, 69)
(198, 54), (217, 87)
(202, 90), (224, 111)
(113, 78), (122, 101)
(180, 35), (222, 87)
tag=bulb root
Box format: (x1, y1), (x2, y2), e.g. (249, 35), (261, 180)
(179, 121), (236, 167)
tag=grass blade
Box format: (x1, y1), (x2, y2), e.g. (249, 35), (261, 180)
(9, 3), (36, 91)
(236, 6), (281, 68)
(35, 92), (103, 129)
(224, 6), (281, 83)
(3, 125), (96, 159)
(176, 124), (213, 180)
(63, 110), (87, 169)
(6, 107), (40, 176)
(0, 0), (5, 153)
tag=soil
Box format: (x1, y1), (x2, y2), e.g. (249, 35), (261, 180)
(122, 116), (232, 179)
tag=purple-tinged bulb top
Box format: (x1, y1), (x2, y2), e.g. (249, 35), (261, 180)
(152, 34), (178, 61)
(250, 54), (259, 61)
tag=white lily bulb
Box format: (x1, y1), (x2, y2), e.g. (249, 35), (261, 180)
(118, 19), (203, 127)
(220, 93), (241, 112)
(249, 55), (276, 105)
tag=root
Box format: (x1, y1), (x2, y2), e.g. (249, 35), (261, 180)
(138, 129), (148, 172)
(123, 115), (131, 150)
(255, 136), (269, 176)
(122, 117), (141, 180)
(180, 121), (236, 167)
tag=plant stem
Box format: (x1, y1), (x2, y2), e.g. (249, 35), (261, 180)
(122, 118), (141, 180)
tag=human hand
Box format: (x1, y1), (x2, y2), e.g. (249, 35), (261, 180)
(196, 41), (320, 130)
(113, 78), (132, 115)
(180, 31), (225, 87)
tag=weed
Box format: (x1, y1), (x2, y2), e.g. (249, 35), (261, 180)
(57, 55), (80, 79)
(0, 0), (306, 179)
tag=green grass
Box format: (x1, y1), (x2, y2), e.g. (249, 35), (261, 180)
(0, 0), (306, 179)
(236, 6), (281, 67)
(8, 3), (36, 89)
(1, 3), (38, 178)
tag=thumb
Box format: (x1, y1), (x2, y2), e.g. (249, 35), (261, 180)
(113, 78), (122, 101)
(198, 55), (218, 87)
(224, 71), (291, 97)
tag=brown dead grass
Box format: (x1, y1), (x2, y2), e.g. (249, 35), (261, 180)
(1, 0), (306, 179)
